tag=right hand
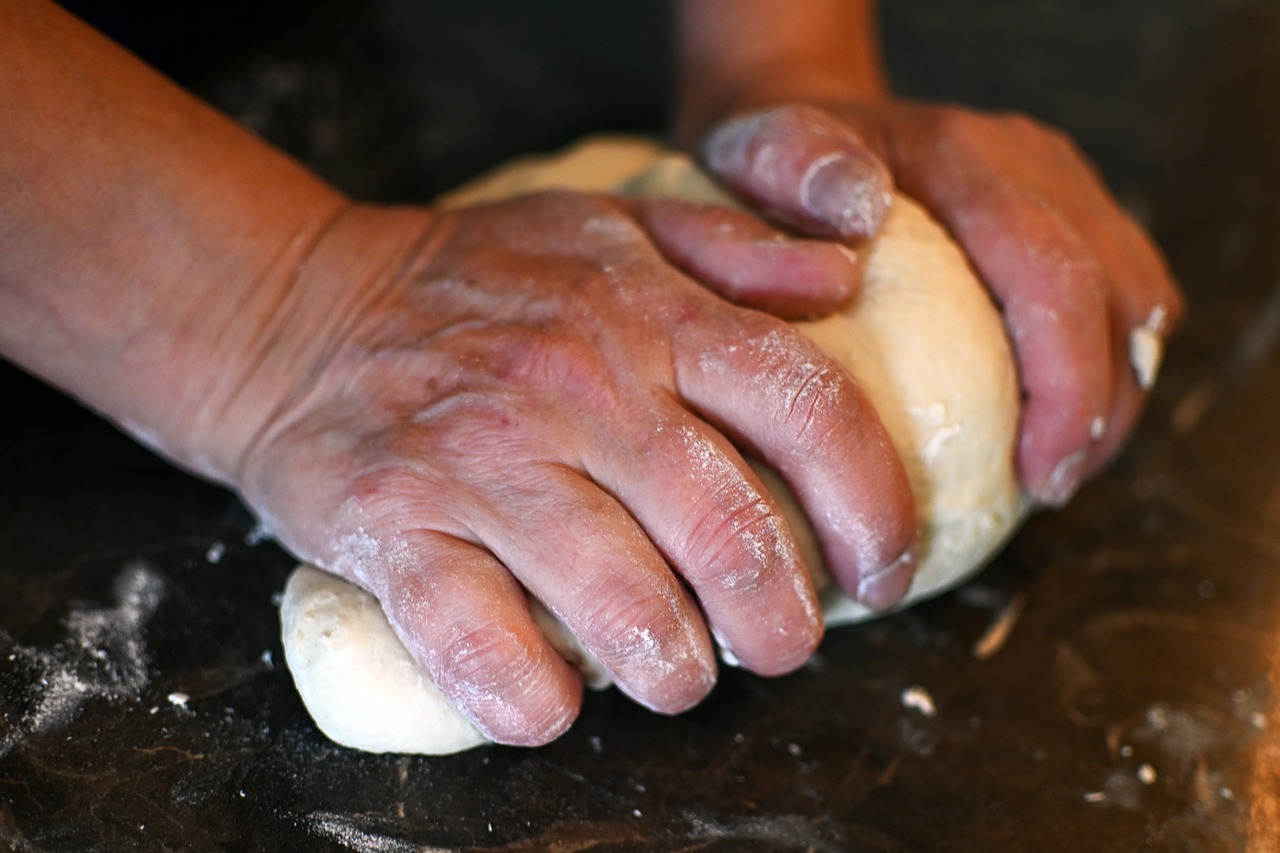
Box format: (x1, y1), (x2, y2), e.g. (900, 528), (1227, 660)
(696, 102), (1185, 506)
(225, 192), (918, 744)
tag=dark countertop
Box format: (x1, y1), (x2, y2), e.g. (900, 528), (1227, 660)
(4, 2), (1280, 850)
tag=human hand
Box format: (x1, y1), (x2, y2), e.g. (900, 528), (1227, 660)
(697, 101), (1185, 506)
(227, 193), (917, 745)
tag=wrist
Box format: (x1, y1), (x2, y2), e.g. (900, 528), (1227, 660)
(203, 202), (442, 490)
(673, 0), (889, 146)
(676, 64), (889, 147)
(0, 2), (444, 492)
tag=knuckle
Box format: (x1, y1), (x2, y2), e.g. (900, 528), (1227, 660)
(778, 360), (858, 443)
(982, 107), (1056, 143)
(681, 492), (792, 595)
(344, 464), (435, 527)
(408, 395), (528, 472)
(922, 104), (986, 145)
(767, 346), (860, 446)
(564, 573), (715, 711)
(722, 316), (862, 447)
(466, 326), (629, 421)
(517, 331), (617, 403)
(433, 621), (539, 697)
(526, 190), (648, 247)
(395, 592), (578, 743)
(996, 109), (1046, 136)
(759, 102), (832, 135)
(645, 425), (798, 595)
(570, 575), (681, 664)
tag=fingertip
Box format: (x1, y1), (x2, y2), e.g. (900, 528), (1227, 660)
(701, 104), (893, 241)
(799, 150), (894, 240)
(426, 620), (586, 747)
(610, 627), (719, 716)
(374, 536), (585, 748)
(730, 614), (824, 678)
(483, 678), (582, 747)
(704, 552), (825, 679)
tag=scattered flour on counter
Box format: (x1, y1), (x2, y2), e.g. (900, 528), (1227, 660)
(1, 561), (164, 756)
(901, 685), (938, 718)
(305, 812), (451, 853)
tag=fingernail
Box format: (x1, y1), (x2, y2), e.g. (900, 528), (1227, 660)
(703, 112), (762, 173)
(1040, 449), (1087, 507)
(857, 546), (916, 611)
(799, 152), (893, 239)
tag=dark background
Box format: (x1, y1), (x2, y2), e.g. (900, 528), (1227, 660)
(4, 1), (1280, 849)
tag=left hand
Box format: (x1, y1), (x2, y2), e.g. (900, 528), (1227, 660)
(695, 100), (1184, 506)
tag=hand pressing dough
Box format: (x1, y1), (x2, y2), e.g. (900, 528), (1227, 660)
(280, 137), (1028, 754)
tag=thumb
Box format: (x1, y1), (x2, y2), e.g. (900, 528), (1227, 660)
(701, 104), (893, 242)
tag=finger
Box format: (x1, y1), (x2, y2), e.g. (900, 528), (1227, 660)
(369, 531), (583, 747)
(940, 184), (1114, 505)
(583, 398), (823, 676)
(467, 463), (718, 715)
(701, 104), (894, 241)
(991, 120), (1184, 480)
(633, 197), (862, 319)
(673, 310), (918, 609)
(1072, 211), (1184, 474)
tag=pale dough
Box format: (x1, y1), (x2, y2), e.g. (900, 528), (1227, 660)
(280, 137), (1028, 754)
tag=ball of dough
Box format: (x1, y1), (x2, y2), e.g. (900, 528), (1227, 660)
(279, 137), (1027, 754)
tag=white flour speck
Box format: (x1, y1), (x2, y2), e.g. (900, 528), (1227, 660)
(244, 520), (273, 546)
(328, 527), (417, 590)
(306, 811), (445, 853)
(920, 423), (963, 464)
(901, 685), (937, 718)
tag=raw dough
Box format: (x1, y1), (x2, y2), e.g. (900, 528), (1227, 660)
(280, 137), (1027, 754)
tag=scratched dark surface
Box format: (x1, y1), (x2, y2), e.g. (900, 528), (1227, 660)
(4, 1), (1280, 850)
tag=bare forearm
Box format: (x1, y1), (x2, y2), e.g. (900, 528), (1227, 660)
(0, 0), (352, 481)
(673, 0), (887, 143)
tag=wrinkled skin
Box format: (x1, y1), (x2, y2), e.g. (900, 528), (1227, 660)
(3, 0), (1186, 753)
(235, 193), (917, 745)
(699, 101), (1186, 505)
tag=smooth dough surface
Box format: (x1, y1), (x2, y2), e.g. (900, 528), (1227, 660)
(280, 137), (1028, 754)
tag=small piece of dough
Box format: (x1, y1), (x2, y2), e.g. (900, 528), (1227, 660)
(280, 565), (488, 754)
(280, 137), (1028, 754)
